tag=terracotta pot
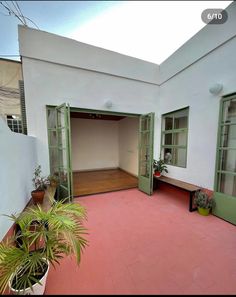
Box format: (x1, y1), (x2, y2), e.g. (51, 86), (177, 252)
(154, 171), (161, 177)
(31, 190), (45, 205)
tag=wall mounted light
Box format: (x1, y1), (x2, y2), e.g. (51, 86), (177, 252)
(104, 100), (113, 109)
(209, 83), (223, 95)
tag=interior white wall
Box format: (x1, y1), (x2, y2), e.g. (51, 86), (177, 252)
(71, 118), (119, 171)
(155, 36), (236, 190)
(0, 117), (37, 241)
(118, 117), (139, 176)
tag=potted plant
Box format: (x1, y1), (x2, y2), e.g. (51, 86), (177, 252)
(31, 165), (49, 204)
(193, 189), (215, 216)
(153, 158), (168, 177)
(0, 197), (88, 295)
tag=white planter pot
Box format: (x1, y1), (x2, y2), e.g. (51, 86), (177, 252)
(9, 260), (49, 295)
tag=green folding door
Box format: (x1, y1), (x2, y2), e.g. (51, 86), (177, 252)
(213, 95), (236, 224)
(47, 103), (73, 202)
(138, 113), (154, 195)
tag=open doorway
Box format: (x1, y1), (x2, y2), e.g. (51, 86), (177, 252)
(70, 111), (139, 196)
(46, 104), (154, 201)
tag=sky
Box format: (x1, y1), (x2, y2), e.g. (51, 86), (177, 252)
(0, 1), (233, 64)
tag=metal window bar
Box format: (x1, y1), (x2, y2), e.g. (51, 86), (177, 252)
(19, 80), (28, 135)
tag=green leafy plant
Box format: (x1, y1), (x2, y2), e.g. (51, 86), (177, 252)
(0, 198), (88, 294)
(32, 165), (49, 191)
(153, 158), (168, 174)
(193, 189), (215, 209)
(48, 174), (60, 186)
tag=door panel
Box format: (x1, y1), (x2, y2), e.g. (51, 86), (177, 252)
(138, 113), (154, 195)
(213, 95), (236, 224)
(47, 103), (73, 202)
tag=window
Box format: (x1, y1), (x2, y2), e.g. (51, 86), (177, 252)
(6, 115), (23, 133)
(161, 107), (189, 168)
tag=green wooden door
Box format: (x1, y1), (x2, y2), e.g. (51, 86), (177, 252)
(138, 113), (154, 195)
(47, 103), (73, 202)
(213, 95), (236, 224)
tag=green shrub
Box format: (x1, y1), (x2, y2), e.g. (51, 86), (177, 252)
(32, 165), (49, 191)
(194, 189), (215, 209)
(153, 159), (168, 174)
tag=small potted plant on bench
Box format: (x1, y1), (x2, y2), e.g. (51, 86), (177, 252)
(193, 189), (215, 216)
(153, 158), (168, 177)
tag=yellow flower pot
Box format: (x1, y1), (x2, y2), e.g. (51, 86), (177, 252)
(198, 207), (210, 216)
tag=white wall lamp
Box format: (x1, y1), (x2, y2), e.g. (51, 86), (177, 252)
(104, 100), (113, 109)
(209, 83), (223, 95)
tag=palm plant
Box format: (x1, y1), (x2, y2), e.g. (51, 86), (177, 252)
(0, 198), (88, 294)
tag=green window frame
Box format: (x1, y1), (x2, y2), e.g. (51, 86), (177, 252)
(161, 107), (189, 168)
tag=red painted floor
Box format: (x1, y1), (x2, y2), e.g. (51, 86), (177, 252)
(45, 186), (236, 295)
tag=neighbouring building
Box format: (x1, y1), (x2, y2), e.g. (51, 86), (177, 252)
(0, 58), (26, 134)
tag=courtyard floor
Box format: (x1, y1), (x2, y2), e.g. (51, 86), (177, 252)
(45, 185), (236, 295)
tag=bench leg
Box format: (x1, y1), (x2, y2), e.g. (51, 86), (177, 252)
(189, 192), (197, 212)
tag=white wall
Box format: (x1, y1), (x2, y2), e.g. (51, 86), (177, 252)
(118, 117), (139, 176)
(155, 35), (236, 190)
(18, 26), (159, 85)
(0, 117), (37, 240)
(71, 118), (119, 171)
(20, 56), (158, 176)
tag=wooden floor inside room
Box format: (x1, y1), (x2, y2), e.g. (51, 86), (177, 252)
(73, 169), (138, 196)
